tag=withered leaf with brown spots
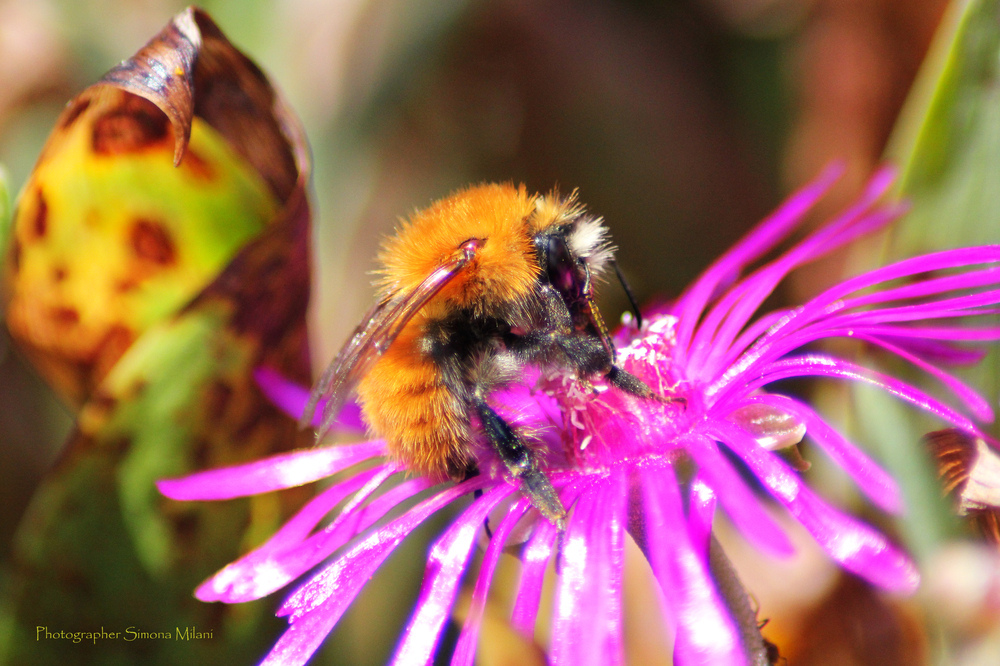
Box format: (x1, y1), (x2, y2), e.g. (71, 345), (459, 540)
(1, 8), (315, 665)
(3, 7), (309, 405)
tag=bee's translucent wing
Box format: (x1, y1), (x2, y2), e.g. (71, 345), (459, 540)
(300, 299), (388, 432)
(303, 239), (482, 440)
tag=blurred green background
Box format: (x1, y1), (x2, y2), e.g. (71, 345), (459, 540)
(6, 1), (989, 665)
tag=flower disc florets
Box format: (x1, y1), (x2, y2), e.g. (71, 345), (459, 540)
(539, 314), (693, 467)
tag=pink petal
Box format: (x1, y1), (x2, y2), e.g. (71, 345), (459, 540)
(852, 323), (1000, 343)
(687, 478), (716, 555)
(711, 421), (919, 592)
(279, 476), (492, 623)
(838, 264), (1000, 311)
(826, 294), (1000, 329)
(390, 484), (514, 666)
(255, 367), (365, 431)
(199, 472), (439, 603)
(260, 598), (343, 666)
(451, 497), (531, 666)
(691, 187), (900, 377)
(710, 253), (1000, 387)
(157, 440), (387, 500)
(812, 247), (1000, 309)
(738, 394), (903, 514)
(756, 317), (999, 422)
(633, 465), (746, 666)
(717, 354), (980, 434)
(853, 332), (992, 421)
(674, 163), (846, 357)
(685, 433), (794, 557)
(509, 509), (561, 636)
(775, 324), (996, 420)
(197, 464), (396, 601)
(870, 334), (988, 365)
(508, 477), (590, 636)
(550, 470), (627, 666)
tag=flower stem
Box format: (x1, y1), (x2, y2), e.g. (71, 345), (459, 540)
(708, 535), (774, 666)
(628, 493), (773, 665)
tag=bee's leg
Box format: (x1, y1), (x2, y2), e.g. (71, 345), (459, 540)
(472, 397), (566, 531)
(605, 364), (651, 397)
(555, 331), (682, 404)
(607, 363), (686, 407)
(528, 282), (681, 406)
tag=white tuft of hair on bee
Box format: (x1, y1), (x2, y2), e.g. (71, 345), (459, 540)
(468, 348), (524, 395)
(567, 216), (615, 275)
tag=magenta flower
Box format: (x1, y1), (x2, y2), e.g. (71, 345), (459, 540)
(159, 164), (1000, 666)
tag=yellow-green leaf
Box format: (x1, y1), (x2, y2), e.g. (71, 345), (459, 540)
(7, 99), (278, 405)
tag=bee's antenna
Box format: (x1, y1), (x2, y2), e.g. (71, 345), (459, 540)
(611, 260), (643, 329)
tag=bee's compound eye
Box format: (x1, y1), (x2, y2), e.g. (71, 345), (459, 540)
(543, 234), (578, 295)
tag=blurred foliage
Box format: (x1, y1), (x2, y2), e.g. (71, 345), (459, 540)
(890, 0), (1000, 246)
(867, 0), (1000, 662)
(860, 0), (1000, 559)
(854, 0), (1000, 665)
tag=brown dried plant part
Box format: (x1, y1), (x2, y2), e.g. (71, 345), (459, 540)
(926, 429), (1000, 545)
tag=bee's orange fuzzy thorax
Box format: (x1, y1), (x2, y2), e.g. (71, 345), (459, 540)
(376, 183), (541, 314)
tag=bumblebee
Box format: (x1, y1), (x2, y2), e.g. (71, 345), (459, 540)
(305, 183), (656, 528)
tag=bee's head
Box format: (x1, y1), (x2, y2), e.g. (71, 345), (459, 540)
(531, 192), (615, 285)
